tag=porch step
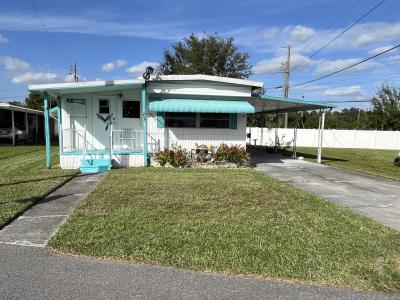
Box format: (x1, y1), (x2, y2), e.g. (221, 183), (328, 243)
(80, 159), (111, 173)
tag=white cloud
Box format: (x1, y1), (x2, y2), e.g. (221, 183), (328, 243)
(0, 34), (7, 44)
(63, 74), (88, 83)
(0, 12), (186, 41)
(313, 58), (380, 75)
(324, 85), (364, 97)
(102, 59), (127, 72)
(10, 71), (88, 84)
(252, 53), (311, 75)
(12, 72), (58, 84)
(262, 27), (279, 39)
(126, 61), (159, 75)
(227, 22), (400, 55)
(385, 55), (400, 64)
(289, 25), (315, 42)
(368, 45), (396, 56)
(1, 56), (30, 71)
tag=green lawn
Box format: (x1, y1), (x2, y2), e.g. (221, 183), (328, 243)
(49, 168), (400, 292)
(281, 147), (400, 180)
(0, 145), (76, 228)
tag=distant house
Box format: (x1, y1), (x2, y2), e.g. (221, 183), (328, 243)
(29, 74), (333, 172)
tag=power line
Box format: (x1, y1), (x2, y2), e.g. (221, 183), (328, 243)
(291, 0), (386, 72)
(280, 44), (400, 89)
(292, 0), (361, 62)
(29, 0), (70, 67)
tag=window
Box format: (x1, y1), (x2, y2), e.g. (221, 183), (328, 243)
(123, 101), (140, 118)
(99, 99), (109, 114)
(200, 113), (230, 128)
(165, 113), (196, 128)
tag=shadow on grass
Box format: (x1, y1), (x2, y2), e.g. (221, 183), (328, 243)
(0, 174), (74, 188)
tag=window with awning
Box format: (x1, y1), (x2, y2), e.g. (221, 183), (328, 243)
(149, 98), (255, 114)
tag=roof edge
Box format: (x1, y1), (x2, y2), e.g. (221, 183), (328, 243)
(149, 74), (264, 88)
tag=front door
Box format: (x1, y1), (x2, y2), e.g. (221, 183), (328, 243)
(92, 96), (116, 150)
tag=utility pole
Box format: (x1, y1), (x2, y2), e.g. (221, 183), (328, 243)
(70, 62), (78, 82)
(282, 45), (291, 128)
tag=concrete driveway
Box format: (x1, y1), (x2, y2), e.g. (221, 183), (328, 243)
(252, 149), (400, 231)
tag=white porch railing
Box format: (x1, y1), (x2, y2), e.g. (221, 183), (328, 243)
(62, 129), (86, 152)
(112, 129), (143, 151)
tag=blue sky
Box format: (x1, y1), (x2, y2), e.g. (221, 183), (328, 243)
(0, 0), (399, 109)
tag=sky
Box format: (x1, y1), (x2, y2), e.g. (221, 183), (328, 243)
(0, 0), (399, 109)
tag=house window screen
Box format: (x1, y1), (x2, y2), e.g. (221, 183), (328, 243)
(200, 113), (230, 128)
(99, 99), (109, 114)
(165, 113), (196, 128)
(123, 101), (140, 118)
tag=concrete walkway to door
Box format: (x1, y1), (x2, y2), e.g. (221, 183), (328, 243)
(0, 172), (105, 247)
(251, 149), (400, 231)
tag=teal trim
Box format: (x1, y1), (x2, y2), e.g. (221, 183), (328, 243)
(252, 94), (336, 109)
(149, 98), (255, 113)
(43, 92), (51, 169)
(62, 149), (143, 155)
(49, 107), (58, 113)
(229, 113), (237, 129)
(141, 84), (148, 166)
(157, 112), (165, 128)
(56, 96), (62, 154)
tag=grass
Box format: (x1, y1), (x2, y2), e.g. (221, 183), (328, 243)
(49, 168), (400, 292)
(0, 145), (77, 228)
(280, 147), (400, 181)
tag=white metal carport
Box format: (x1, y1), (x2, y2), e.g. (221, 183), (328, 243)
(0, 103), (45, 145)
(248, 94), (336, 164)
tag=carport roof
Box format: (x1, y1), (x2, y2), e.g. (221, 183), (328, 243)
(0, 103), (43, 114)
(249, 94), (336, 113)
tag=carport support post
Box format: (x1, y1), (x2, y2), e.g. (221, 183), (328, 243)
(35, 114), (38, 141)
(141, 84), (148, 166)
(317, 110), (326, 164)
(25, 112), (28, 141)
(44, 92), (51, 169)
(11, 110), (15, 146)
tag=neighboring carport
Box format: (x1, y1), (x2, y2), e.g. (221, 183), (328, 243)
(0, 103), (45, 145)
(248, 94), (336, 163)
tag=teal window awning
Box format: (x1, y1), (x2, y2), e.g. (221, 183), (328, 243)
(149, 98), (255, 113)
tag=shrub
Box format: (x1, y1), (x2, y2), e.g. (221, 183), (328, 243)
(214, 144), (250, 166)
(154, 147), (189, 167)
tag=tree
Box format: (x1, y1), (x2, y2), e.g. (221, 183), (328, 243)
(25, 92), (56, 110)
(158, 33), (252, 79)
(371, 84), (400, 130)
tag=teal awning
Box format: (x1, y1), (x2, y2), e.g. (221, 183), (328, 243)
(149, 98), (255, 113)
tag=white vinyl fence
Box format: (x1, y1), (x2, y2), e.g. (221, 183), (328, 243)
(247, 128), (400, 150)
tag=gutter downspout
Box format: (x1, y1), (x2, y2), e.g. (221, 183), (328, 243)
(44, 92), (51, 168)
(141, 84), (148, 166)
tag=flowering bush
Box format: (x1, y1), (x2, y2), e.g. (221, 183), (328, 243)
(154, 144), (250, 167)
(213, 144), (250, 166)
(154, 147), (189, 167)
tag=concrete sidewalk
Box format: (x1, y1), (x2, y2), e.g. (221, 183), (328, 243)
(0, 172), (104, 247)
(252, 149), (400, 230)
